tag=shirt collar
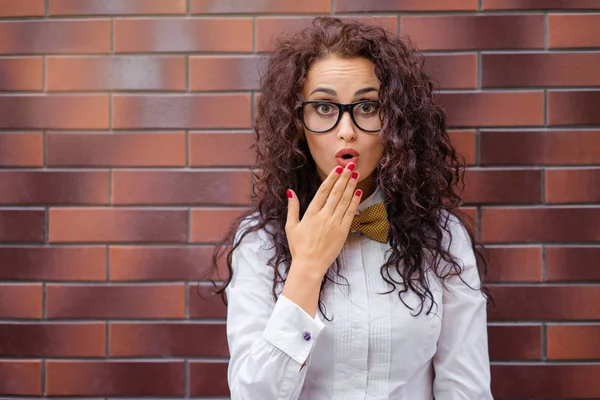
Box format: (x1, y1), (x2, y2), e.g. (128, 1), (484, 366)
(356, 185), (384, 214)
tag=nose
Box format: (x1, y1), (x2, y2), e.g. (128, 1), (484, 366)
(336, 112), (357, 142)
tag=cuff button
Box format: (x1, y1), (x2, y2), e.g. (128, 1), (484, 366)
(303, 331), (311, 341)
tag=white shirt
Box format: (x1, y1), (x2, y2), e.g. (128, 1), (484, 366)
(225, 188), (493, 400)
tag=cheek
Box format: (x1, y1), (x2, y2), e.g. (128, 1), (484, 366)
(366, 139), (384, 164)
(305, 133), (328, 161)
(358, 142), (384, 177)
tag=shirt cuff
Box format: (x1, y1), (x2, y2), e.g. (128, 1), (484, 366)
(262, 294), (326, 365)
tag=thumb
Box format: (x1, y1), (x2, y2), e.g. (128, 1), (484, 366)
(286, 189), (300, 230)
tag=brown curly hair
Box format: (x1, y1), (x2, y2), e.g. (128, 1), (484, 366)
(207, 16), (490, 318)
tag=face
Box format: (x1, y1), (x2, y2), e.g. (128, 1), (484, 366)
(301, 55), (384, 195)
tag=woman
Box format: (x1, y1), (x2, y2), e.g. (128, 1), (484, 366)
(210, 16), (493, 399)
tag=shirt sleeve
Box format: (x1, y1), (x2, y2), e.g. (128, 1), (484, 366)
(225, 225), (326, 400)
(432, 216), (494, 400)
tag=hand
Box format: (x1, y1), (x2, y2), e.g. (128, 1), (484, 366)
(285, 163), (362, 279)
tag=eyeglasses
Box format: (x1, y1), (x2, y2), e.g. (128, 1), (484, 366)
(299, 100), (382, 133)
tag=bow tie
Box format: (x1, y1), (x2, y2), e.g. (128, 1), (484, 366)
(350, 202), (390, 243)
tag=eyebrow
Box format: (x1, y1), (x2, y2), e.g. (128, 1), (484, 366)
(309, 87), (379, 96)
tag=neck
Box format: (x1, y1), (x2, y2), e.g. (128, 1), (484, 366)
(356, 173), (377, 203)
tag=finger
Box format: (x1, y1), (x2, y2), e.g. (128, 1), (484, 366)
(304, 166), (344, 216)
(332, 170), (359, 222)
(341, 189), (363, 229)
(321, 163), (356, 215)
(285, 189), (300, 232)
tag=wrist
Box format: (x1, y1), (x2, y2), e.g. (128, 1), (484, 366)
(282, 260), (324, 318)
(288, 260), (327, 283)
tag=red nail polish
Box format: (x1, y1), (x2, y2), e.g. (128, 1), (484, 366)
(335, 166), (343, 174)
(351, 171), (359, 180)
(347, 163), (356, 171)
(355, 189), (362, 197)
(287, 189), (293, 198)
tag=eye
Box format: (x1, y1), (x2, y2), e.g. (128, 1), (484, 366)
(314, 103), (336, 115)
(357, 102), (378, 114)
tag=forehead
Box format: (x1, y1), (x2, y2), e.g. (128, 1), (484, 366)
(303, 55), (379, 91)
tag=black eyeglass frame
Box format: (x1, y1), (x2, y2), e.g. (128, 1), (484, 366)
(299, 100), (382, 133)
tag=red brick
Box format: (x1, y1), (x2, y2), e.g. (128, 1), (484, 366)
(49, 208), (188, 243)
(423, 54), (477, 90)
(448, 130), (476, 165)
(488, 325), (542, 360)
(0, 209), (45, 243)
(110, 245), (224, 281)
(491, 364), (600, 399)
(546, 168), (600, 204)
(483, 53), (600, 87)
(0, 132), (43, 167)
(0, 247), (106, 281)
(191, 208), (249, 243)
(0, 95), (109, 129)
(49, 0), (186, 15)
(190, 361), (229, 397)
(0, 361), (42, 396)
(439, 92), (543, 127)
(458, 207), (477, 229)
(46, 284), (185, 319)
(548, 90), (600, 126)
(190, 56), (264, 91)
(47, 132), (186, 167)
(547, 324), (600, 360)
(487, 285), (600, 320)
(548, 14), (600, 48)
(189, 131), (255, 167)
(47, 56), (186, 91)
(484, 246), (543, 282)
(191, 0), (329, 13)
(484, 0), (600, 9)
(480, 130), (600, 166)
(0, 0), (44, 17)
(256, 16), (398, 52)
(112, 171), (251, 206)
(0, 284), (42, 319)
(114, 18), (253, 53)
(189, 283), (227, 319)
(336, 0), (477, 12)
(110, 322), (227, 357)
(0, 323), (105, 357)
(0, 20), (110, 54)
(463, 169), (542, 204)
(546, 247), (600, 282)
(0, 57), (42, 90)
(0, 171), (109, 205)
(112, 94), (252, 129)
(401, 15), (544, 50)
(481, 207), (600, 243)
(46, 361), (184, 396)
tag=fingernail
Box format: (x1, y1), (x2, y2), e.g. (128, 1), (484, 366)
(351, 171), (359, 180)
(355, 189), (362, 197)
(347, 163), (356, 171)
(287, 189), (293, 198)
(335, 166), (343, 174)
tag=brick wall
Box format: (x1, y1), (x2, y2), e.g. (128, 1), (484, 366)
(0, 0), (599, 398)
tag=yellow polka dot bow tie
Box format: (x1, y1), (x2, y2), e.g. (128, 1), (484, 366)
(350, 202), (390, 243)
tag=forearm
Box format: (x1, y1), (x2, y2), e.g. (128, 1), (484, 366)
(282, 261), (324, 318)
(228, 292), (325, 400)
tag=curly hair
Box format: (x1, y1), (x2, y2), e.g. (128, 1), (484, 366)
(207, 16), (490, 318)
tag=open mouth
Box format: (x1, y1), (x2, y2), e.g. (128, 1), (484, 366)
(335, 148), (360, 167)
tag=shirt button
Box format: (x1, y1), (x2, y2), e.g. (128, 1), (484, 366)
(303, 331), (311, 341)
